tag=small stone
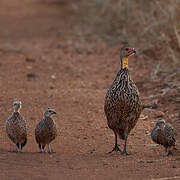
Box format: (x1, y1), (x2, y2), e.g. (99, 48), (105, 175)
(27, 72), (36, 78)
(26, 65), (32, 70)
(90, 149), (95, 154)
(146, 160), (154, 163)
(49, 85), (55, 89)
(25, 57), (36, 63)
(51, 75), (56, 80)
(145, 131), (151, 135)
(49, 83), (55, 89)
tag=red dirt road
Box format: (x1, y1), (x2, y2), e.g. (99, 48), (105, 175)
(0, 0), (179, 179)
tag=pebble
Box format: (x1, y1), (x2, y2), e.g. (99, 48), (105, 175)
(25, 57), (36, 63)
(27, 72), (36, 78)
(26, 65), (32, 69)
(51, 74), (56, 80)
(49, 85), (55, 89)
(145, 131), (151, 135)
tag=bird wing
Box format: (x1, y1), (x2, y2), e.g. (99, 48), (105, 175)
(35, 117), (57, 144)
(35, 119), (46, 143)
(156, 128), (167, 145)
(164, 123), (176, 146)
(6, 113), (27, 144)
(104, 70), (141, 132)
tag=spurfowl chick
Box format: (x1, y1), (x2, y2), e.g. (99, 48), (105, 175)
(151, 118), (176, 156)
(6, 101), (27, 152)
(35, 108), (57, 153)
(104, 46), (142, 155)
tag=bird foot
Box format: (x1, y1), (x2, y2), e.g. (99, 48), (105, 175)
(12, 145), (18, 152)
(18, 148), (22, 153)
(163, 150), (172, 157)
(108, 145), (121, 153)
(121, 150), (130, 155)
(39, 150), (45, 153)
(12, 149), (18, 153)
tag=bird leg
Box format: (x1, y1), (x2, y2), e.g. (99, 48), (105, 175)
(48, 144), (52, 153)
(121, 129), (129, 155)
(40, 144), (44, 153)
(109, 131), (121, 153)
(18, 143), (22, 153)
(13, 145), (17, 152)
(163, 147), (172, 157)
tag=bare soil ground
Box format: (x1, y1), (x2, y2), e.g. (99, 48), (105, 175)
(0, 0), (179, 179)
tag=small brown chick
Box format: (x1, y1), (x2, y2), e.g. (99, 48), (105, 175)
(6, 101), (27, 152)
(35, 108), (57, 153)
(151, 118), (176, 156)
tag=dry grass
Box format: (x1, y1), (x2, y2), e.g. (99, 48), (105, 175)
(73, 0), (180, 93)
(79, 0), (180, 64)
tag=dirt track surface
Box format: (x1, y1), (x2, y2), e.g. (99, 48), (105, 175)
(0, 0), (179, 179)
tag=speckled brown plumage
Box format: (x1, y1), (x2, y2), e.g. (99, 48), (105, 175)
(35, 108), (57, 153)
(151, 118), (176, 156)
(104, 46), (142, 154)
(6, 101), (27, 152)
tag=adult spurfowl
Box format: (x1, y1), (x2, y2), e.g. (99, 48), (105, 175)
(151, 118), (176, 156)
(35, 108), (57, 153)
(104, 46), (142, 155)
(6, 101), (27, 152)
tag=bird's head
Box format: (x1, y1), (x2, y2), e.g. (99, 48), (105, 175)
(13, 101), (22, 112)
(155, 118), (165, 129)
(120, 45), (136, 69)
(120, 46), (136, 58)
(44, 108), (56, 117)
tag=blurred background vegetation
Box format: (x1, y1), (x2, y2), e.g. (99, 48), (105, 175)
(79, 0), (180, 63)
(70, 0), (180, 92)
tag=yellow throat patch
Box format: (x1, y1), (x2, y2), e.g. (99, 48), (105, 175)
(122, 56), (128, 69)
